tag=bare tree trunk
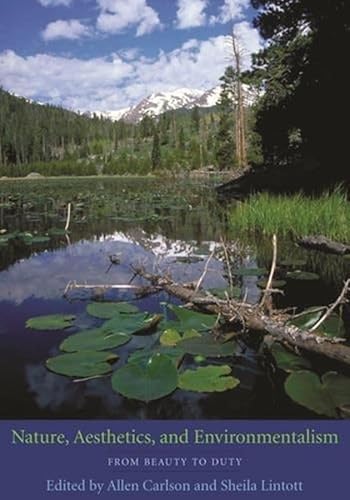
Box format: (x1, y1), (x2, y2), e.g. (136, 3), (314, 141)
(232, 31), (247, 169)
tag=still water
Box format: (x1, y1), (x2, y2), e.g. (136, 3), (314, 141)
(0, 177), (349, 419)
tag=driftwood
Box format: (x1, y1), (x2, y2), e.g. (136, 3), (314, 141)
(135, 268), (350, 366)
(298, 235), (350, 255)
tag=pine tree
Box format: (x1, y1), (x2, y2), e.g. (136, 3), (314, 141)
(151, 129), (161, 170)
(215, 67), (236, 170)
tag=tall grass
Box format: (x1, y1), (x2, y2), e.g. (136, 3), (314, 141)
(229, 190), (350, 241)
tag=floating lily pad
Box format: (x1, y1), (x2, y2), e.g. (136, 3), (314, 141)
(30, 236), (51, 244)
(179, 365), (240, 393)
(87, 302), (139, 319)
(287, 271), (320, 281)
(194, 355), (206, 364)
(26, 314), (76, 331)
(177, 336), (237, 357)
(160, 329), (182, 347)
(46, 351), (118, 378)
(160, 328), (201, 347)
(257, 279), (286, 289)
(280, 259), (307, 268)
(270, 343), (311, 372)
(289, 308), (346, 338)
(102, 312), (160, 335)
(208, 287), (241, 299)
(232, 267), (267, 277)
(48, 228), (68, 236)
(167, 304), (217, 332)
(128, 346), (184, 367)
(285, 371), (350, 417)
(60, 328), (131, 352)
(111, 353), (178, 402)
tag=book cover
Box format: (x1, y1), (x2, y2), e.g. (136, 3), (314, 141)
(0, 1), (348, 498)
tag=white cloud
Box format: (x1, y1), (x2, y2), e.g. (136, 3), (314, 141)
(210, 0), (250, 24)
(42, 19), (92, 41)
(0, 23), (261, 112)
(38, 0), (73, 6)
(176, 0), (208, 29)
(96, 0), (161, 36)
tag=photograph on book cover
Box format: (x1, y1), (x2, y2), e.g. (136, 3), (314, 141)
(0, 0), (349, 423)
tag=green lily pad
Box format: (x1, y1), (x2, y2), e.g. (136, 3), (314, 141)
(111, 353), (178, 402)
(26, 314), (76, 331)
(160, 329), (182, 347)
(87, 302), (139, 319)
(179, 365), (240, 393)
(48, 228), (68, 236)
(128, 346), (184, 368)
(167, 304), (217, 332)
(287, 271), (320, 281)
(289, 308), (346, 338)
(30, 236), (51, 244)
(208, 287), (241, 299)
(257, 279), (286, 289)
(59, 328), (131, 352)
(280, 259), (307, 268)
(285, 371), (350, 417)
(102, 312), (159, 335)
(232, 267), (267, 277)
(194, 355), (206, 364)
(46, 351), (118, 378)
(270, 343), (311, 372)
(160, 328), (201, 347)
(177, 336), (237, 357)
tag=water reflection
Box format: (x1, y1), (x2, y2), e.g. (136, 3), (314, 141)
(0, 178), (349, 419)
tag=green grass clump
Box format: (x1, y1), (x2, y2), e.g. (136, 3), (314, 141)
(229, 190), (350, 241)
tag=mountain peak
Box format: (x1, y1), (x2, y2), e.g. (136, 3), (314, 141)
(97, 86), (220, 123)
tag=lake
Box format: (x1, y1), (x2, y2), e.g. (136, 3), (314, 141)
(0, 177), (349, 419)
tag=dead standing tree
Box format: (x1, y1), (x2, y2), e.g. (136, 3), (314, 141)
(231, 29), (248, 169)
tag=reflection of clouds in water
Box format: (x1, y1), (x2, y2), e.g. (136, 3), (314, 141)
(0, 232), (227, 305)
(25, 362), (205, 418)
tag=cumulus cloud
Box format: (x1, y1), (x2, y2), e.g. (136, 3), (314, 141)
(96, 0), (161, 36)
(0, 23), (262, 112)
(37, 0), (73, 6)
(176, 0), (208, 29)
(42, 19), (92, 41)
(210, 0), (250, 24)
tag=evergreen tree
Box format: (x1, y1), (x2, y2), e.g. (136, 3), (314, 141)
(151, 129), (161, 169)
(250, 0), (349, 179)
(215, 67), (236, 170)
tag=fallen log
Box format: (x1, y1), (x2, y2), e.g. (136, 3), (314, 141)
(135, 269), (350, 366)
(297, 235), (350, 255)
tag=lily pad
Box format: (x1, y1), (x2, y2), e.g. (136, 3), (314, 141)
(160, 329), (182, 347)
(128, 347), (184, 367)
(270, 343), (311, 372)
(232, 267), (267, 277)
(111, 353), (178, 402)
(26, 314), (76, 331)
(160, 328), (201, 347)
(280, 259), (307, 268)
(30, 236), (51, 244)
(208, 287), (241, 299)
(87, 302), (139, 319)
(257, 279), (286, 289)
(177, 336), (237, 357)
(46, 351), (118, 378)
(102, 312), (160, 335)
(167, 304), (217, 332)
(179, 365), (240, 393)
(285, 371), (350, 417)
(59, 328), (131, 352)
(287, 271), (320, 281)
(289, 308), (346, 338)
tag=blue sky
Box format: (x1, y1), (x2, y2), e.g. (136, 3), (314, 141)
(0, 0), (261, 112)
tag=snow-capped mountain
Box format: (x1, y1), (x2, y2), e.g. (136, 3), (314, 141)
(98, 86), (222, 123)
